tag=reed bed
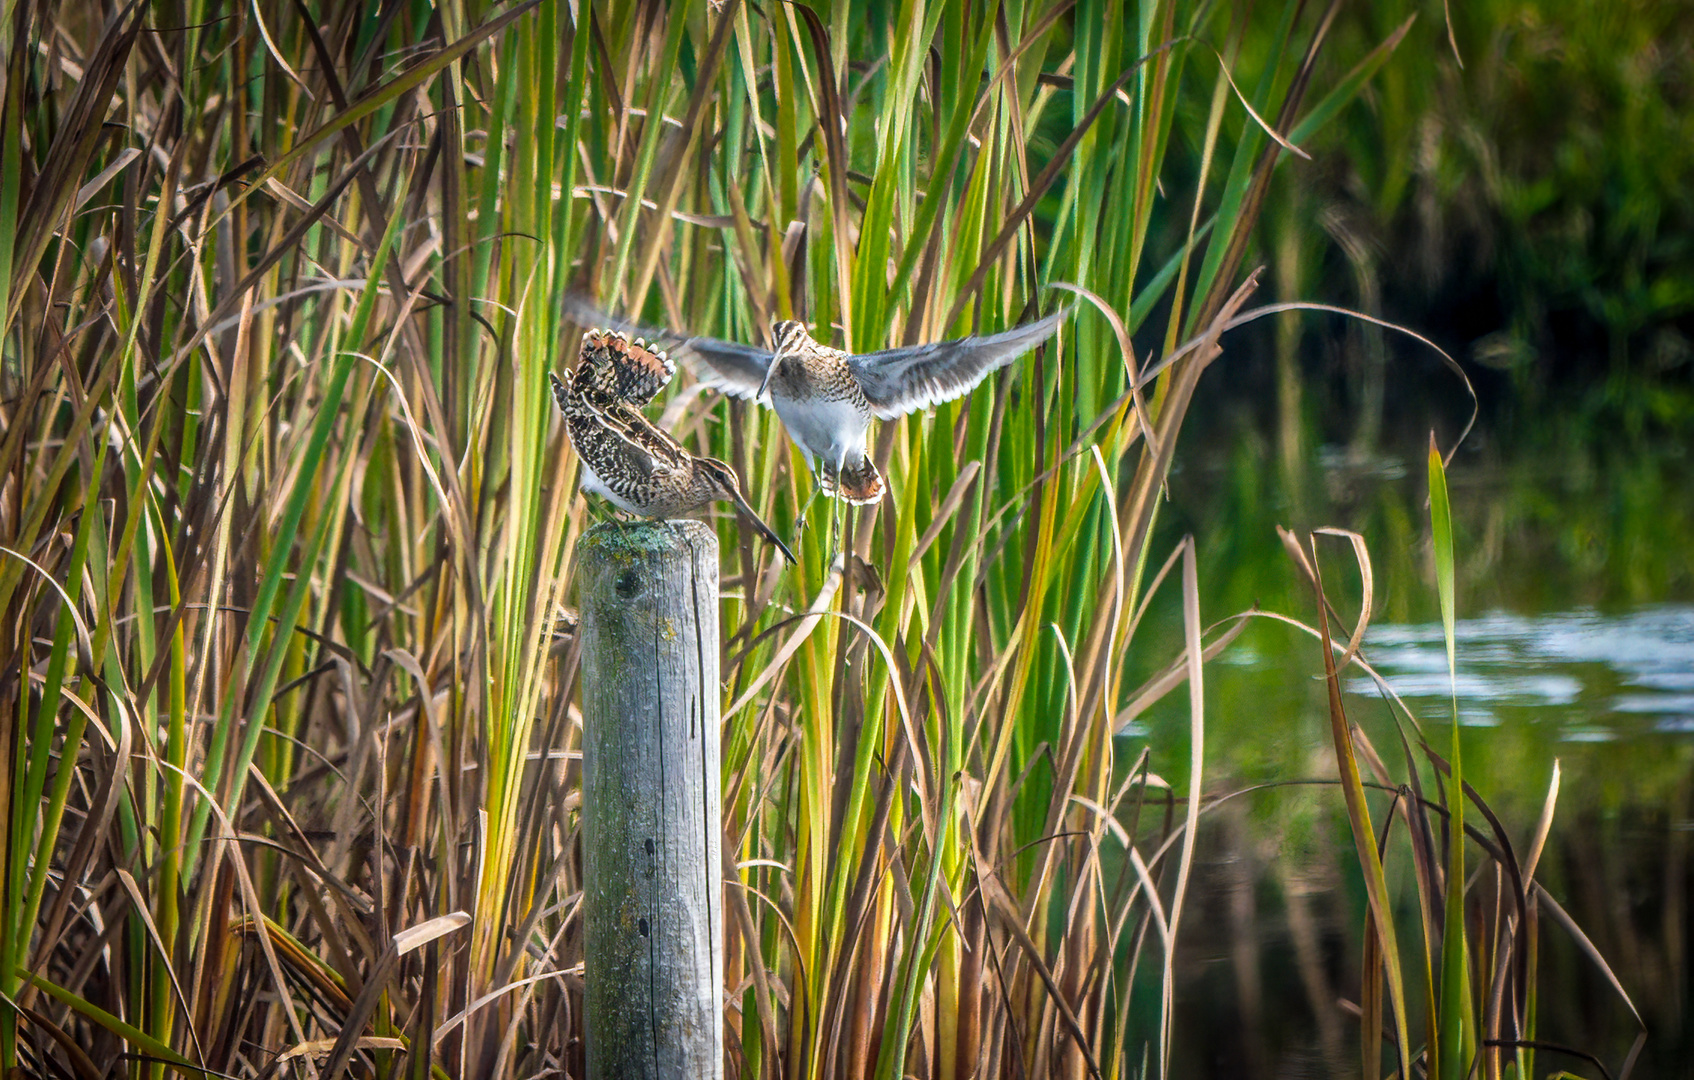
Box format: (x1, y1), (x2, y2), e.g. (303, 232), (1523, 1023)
(0, 2), (1635, 1078)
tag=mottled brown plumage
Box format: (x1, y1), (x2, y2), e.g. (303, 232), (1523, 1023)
(573, 328), (676, 408)
(552, 331), (794, 563)
(760, 321), (884, 504)
(558, 296), (1069, 508)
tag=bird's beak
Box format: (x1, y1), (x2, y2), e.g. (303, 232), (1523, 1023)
(727, 485), (796, 565)
(755, 354), (778, 403)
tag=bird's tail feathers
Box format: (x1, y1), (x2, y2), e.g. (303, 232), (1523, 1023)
(820, 455), (884, 505)
(548, 371), (586, 416)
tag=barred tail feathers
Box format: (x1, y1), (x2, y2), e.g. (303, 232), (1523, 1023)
(548, 371), (578, 415)
(818, 454), (884, 505)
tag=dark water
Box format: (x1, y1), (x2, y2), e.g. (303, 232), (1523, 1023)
(1134, 424), (1693, 1077)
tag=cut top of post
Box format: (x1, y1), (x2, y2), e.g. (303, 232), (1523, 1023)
(577, 518), (720, 564)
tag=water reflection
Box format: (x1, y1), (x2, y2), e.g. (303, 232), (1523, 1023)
(1145, 426), (1693, 1077)
(1343, 606), (1694, 738)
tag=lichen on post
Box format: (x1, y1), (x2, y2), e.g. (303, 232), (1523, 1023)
(578, 519), (723, 1080)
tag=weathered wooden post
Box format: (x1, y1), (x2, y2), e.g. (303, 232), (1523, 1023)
(579, 520), (723, 1079)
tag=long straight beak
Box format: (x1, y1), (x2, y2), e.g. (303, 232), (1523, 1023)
(755, 353), (779, 402)
(727, 485), (796, 564)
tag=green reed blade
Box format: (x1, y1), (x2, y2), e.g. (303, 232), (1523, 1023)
(1429, 437), (1476, 1080)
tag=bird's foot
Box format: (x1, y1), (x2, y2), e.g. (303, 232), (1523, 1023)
(795, 482), (824, 540)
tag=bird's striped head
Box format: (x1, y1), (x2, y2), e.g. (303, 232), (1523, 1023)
(699, 456), (797, 565)
(771, 319), (813, 354)
(694, 456), (742, 498)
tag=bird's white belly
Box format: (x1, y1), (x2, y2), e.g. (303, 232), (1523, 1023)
(772, 396), (867, 468)
(579, 459), (646, 516)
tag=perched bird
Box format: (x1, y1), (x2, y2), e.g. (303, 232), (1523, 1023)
(560, 297), (1069, 516)
(552, 330), (795, 564)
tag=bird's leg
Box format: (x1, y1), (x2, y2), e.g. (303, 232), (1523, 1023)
(821, 458), (836, 559)
(831, 483), (842, 562)
(836, 502), (851, 574)
(795, 481), (823, 536)
(583, 497), (615, 527)
(796, 453), (824, 535)
(829, 454), (847, 562)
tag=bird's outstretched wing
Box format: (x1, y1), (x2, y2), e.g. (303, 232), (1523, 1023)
(850, 307), (1070, 419)
(666, 336), (775, 400)
(560, 293), (775, 401)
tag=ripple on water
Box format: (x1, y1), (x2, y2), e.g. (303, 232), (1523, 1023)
(1337, 604), (1694, 739)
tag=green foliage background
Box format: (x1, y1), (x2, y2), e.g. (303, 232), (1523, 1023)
(0, 1), (1678, 1078)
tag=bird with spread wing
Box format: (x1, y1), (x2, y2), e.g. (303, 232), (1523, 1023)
(561, 298), (1070, 536)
